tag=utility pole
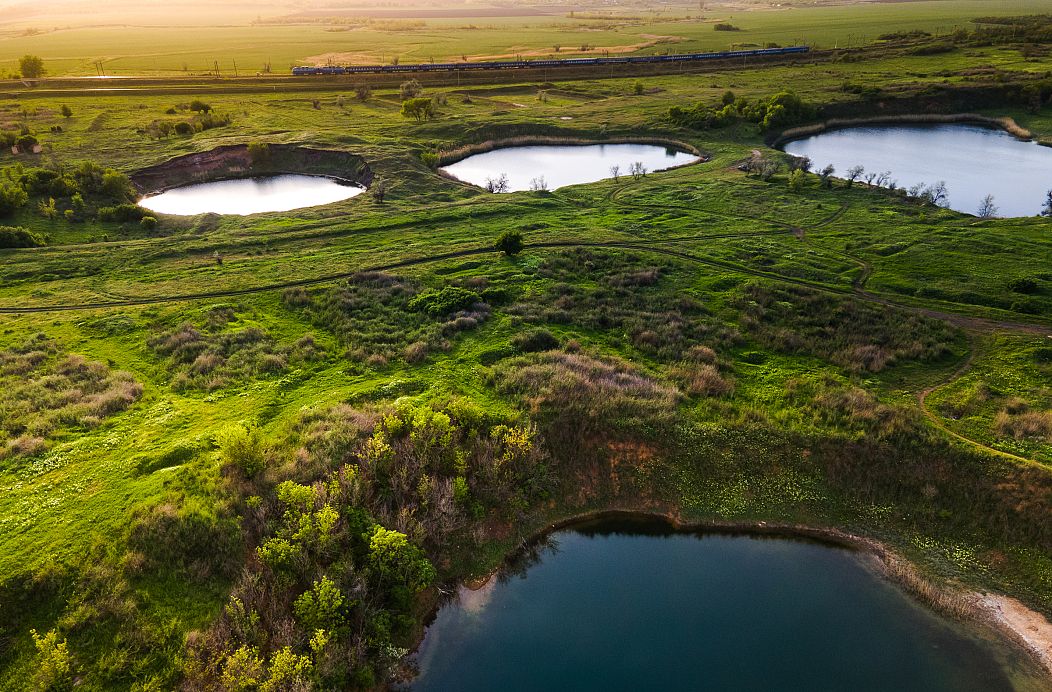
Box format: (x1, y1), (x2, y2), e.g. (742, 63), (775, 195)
(214, 60), (220, 78)
(233, 60), (238, 77)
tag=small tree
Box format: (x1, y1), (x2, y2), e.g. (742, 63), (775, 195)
(529, 176), (548, 192)
(1041, 189), (1052, 217)
(609, 164), (620, 181)
(788, 155), (812, 173)
(633, 80), (645, 95)
(31, 629), (72, 691)
(0, 182), (28, 216)
(495, 231), (524, 255)
(788, 169), (806, 192)
(845, 165), (864, 187)
(188, 100), (212, 113)
(372, 176), (388, 204)
(60, 105), (72, 119)
(399, 79), (423, 101)
(19, 55), (45, 79)
(400, 97), (434, 121)
(247, 141), (270, 166)
(355, 85), (372, 101)
(977, 194), (998, 219)
(818, 164), (835, 188)
(485, 173), (509, 193)
(629, 161), (647, 179)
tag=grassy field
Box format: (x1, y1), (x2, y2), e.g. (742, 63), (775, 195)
(0, 0), (1048, 76)
(0, 15), (1051, 691)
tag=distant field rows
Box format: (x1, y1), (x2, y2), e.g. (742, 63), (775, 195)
(0, 0), (1048, 76)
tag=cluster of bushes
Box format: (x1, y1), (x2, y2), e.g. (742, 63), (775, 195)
(734, 283), (962, 373)
(0, 334), (142, 461)
(0, 159), (147, 224)
(506, 249), (739, 361)
(184, 399), (549, 688)
(284, 273), (489, 366)
(491, 349), (681, 456)
(0, 225), (44, 248)
(144, 101), (232, 139)
(147, 306), (326, 391)
(668, 90), (816, 132)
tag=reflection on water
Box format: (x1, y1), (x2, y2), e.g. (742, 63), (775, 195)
(440, 143), (698, 192)
(783, 124), (1052, 216)
(139, 174), (364, 215)
(412, 517), (1040, 692)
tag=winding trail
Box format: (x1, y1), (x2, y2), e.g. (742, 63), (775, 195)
(1, 173), (1049, 468)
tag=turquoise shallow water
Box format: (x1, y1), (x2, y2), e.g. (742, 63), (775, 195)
(783, 124), (1052, 217)
(411, 517), (1035, 692)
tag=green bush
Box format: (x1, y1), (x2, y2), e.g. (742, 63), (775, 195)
(0, 225), (44, 248)
(408, 286), (480, 317)
(0, 182), (28, 216)
(216, 424), (267, 477)
(495, 231), (524, 256)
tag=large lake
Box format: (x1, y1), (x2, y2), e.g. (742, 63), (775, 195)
(782, 124), (1052, 217)
(411, 517), (1040, 692)
(440, 143), (699, 191)
(139, 174), (364, 215)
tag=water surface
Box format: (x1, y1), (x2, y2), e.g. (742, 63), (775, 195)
(139, 174), (364, 215)
(412, 517), (1038, 692)
(783, 124), (1052, 216)
(440, 143), (698, 191)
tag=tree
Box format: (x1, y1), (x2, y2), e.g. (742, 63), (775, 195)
(400, 97), (434, 121)
(485, 173), (509, 193)
(30, 629), (72, 691)
(609, 164), (620, 181)
(529, 176), (548, 192)
(293, 576), (345, 632)
(788, 169), (806, 191)
(629, 161), (647, 179)
(1041, 189), (1052, 218)
(355, 85), (372, 101)
(367, 526), (436, 592)
(788, 155), (812, 173)
(495, 231), (524, 256)
(19, 55), (45, 79)
(189, 100), (212, 113)
(846, 165), (864, 187)
(818, 164), (835, 188)
(0, 182), (28, 216)
(977, 194), (998, 219)
(399, 79), (423, 101)
(633, 80), (645, 95)
(60, 105), (72, 119)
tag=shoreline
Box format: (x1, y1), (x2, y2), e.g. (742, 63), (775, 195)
(770, 113), (1033, 148)
(419, 509), (1052, 682)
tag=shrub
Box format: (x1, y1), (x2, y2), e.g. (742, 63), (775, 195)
(0, 182), (28, 216)
(400, 97), (435, 121)
(1008, 277), (1039, 294)
(216, 424), (267, 477)
(248, 141), (270, 166)
(408, 286), (480, 317)
(189, 99), (212, 113)
(140, 216), (158, 230)
(714, 23), (740, 31)
(399, 79), (422, 100)
(495, 231), (524, 256)
(512, 329), (560, 353)
(174, 121), (194, 135)
(0, 225), (44, 248)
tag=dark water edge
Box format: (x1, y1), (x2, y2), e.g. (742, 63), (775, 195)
(409, 516), (1047, 692)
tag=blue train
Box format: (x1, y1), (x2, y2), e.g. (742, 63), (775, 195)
(291, 45), (810, 76)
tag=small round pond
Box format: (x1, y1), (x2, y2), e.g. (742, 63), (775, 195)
(782, 124), (1052, 217)
(411, 517), (1042, 691)
(139, 174), (365, 216)
(439, 143), (698, 192)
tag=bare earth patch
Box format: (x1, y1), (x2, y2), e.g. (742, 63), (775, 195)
(976, 593), (1052, 676)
